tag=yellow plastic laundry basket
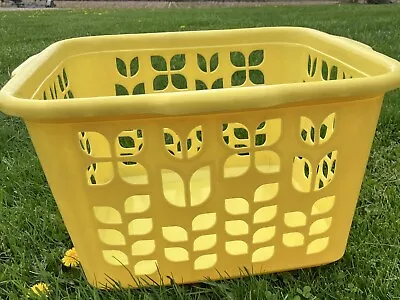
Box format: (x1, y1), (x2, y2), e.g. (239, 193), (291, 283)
(1, 27), (400, 288)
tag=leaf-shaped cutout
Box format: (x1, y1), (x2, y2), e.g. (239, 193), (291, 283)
(161, 169), (185, 207)
(225, 220), (248, 236)
(151, 55), (167, 71)
(330, 65), (338, 80)
(212, 78), (223, 89)
(309, 217), (332, 235)
(255, 150), (280, 174)
(231, 70), (246, 86)
(171, 74), (187, 89)
(197, 54), (207, 72)
(134, 260), (158, 275)
(115, 84), (129, 96)
(255, 119), (282, 146)
(116, 58), (127, 77)
(153, 75), (168, 91)
(253, 206), (277, 223)
(118, 162), (148, 185)
(307, 55), (318, 77)
(194, 254), (217, 270)
(196, 80), (207, 90)
(192, 213), (216, 231)
(307, 237), (329, 254)
(292, 157), (312, 193)
(165, 247), (189, 262)
(230, 51), (245, 67)
(128, 218), (153, 235)
(252, 246), (274, 263)
(254, 183), (279, 202)
(320, 113), (336, 143)
(249, 50), (264, 66)
(62, 68), (69, 86)
(282, 232), (304, 247)
(249, 70), (264, 84)
(225, 198), (249, 215)
(93, 206), (122, 224)
(131, 240), (155, 256)
(162, 226), (188, 242)
(224, 153), (250, 178)
(225, 240), (248, 255)
(284, 211), (307, 227)
(314, 151), (337, 191)
(98, 229), (126, 246)
(300, 117), (316, 145)
(322, 60), (329, 80)
(171, 54), (185, 70)
(58, 75), (65, 92)
(210, 53), (219, 72)
(125, 195), (150, 213)
(130, 57), (139, 76)
(164, 128), (183, 159)
(103, 250), (129, 266)
(193, 234), (216, 251)
(312, 196), (335, 215)
(223, 122), (250, 149)
(253, 227), (275, 243)
(133, 83), (145, 95)
(190, 166), (210, 206)
(53, 83), (58, 99)
(187, 126), (203, 159)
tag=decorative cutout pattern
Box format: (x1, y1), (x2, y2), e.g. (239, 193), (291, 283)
(306, 55), (355, 82)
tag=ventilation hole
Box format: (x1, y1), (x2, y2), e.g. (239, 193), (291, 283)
(119, 136), (135, 148)
(63, 68), (69, 86)
(86, 139), (91, 154)
(57, 75), (65, 92)
(193, 234), (216, 251)
(116, 129), (144, 157)
(210, 53), (219, 72)
(255, 150), (280, 174)
(162, 226), (188, 242)
(249, 50), (264, 66)
(151, 55), (167, 71)
(257, 121), (265, 130)
(293, 157), (312, 193)
(165, 247), (189, 262)
(320, 124), (328, 139)
(310, 127), (315, 143)
(161, 169), (185, 207)
(197, 54), (207, 72)
(125, 195), (150, 213)
(309, 218), (332, 235)
(194, 254), (217, 270)
(128, 218), (153, 235)
(255, 134), (266, 146)
(223, 136), (229, 144)
(153, 75), (168, 91)
(231, 70), (246, 86)
(330, 65), (338, 80)
(131, 240), (155, 256)
(253, 227), (275, 243)
(225, 220), (248, 236)
(301, 129), (307, 141)
(253, 206), (277, 224)
(307, 55), (312, 76)
(103, 250), (129, 266)
(115, 84), (129, 96)
(93, 206), (122, 224)
(133, 83), (145, 95)
(212, 78), (223, 89)
(249, 70), (264, 85)
(92, 163), (97, 171)
(196, 80), (207, 90)
(307, 237), (329, 254)
(320, 113), (336, 143)
(192, 213), (216, 231)
(134, 260), (158, 275)
(130, 57), (139, 76)
(43, 91), (47, 100)
(190, 166), (210, 206)
(331, 160), (336, 173)
(225, 241), (248, 255)
(118, 161), (147, 183)
(284, 212), (307, 228)
(254, 183), (279, 202)
(67, 91), (74, 98)
(312, 196), (335, 215)
(171, 74), (187, 89)
(87, 162), (113, 185)
(252, 246), (274, 263)
(234, 127), (249, 139)
(116, 58), (127, 77)
(170, 54), (185, 71)
(98, 229), (126, 246)
(187, 126), (203, 159)
(322, 160), (329, 178)
(230, 51), (245, 67)
(282, 232), (305, 247)
(49, 87), (55, 99)
(224, 153), (250, 178)
(304, 162), (310, 178)
(225, 198), (249, 215)
(322, 61), (329, 80)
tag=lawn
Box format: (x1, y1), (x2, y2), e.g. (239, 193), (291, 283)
(0, 4), (400, 299)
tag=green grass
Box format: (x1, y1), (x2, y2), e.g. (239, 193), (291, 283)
(1, 4), (400, 299)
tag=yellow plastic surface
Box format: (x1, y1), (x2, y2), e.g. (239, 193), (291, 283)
(1, 27), (400, 288)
